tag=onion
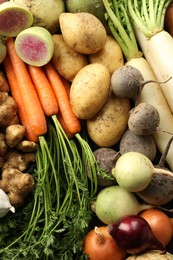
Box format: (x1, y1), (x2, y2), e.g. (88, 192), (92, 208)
(108, 215), (166, 254)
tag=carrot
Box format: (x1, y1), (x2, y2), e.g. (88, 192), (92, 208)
(60, 76), (71, 95)
(27, 64), (59, 117)
(6, 37), (47, 138)
(56, 112), (74, 139)
(44, 62), (81, 134)
(3, 55), (39, 142)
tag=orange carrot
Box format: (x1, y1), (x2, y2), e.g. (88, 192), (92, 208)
(60, 76), (71, 95)
(3, 55), (39, 142)
(44, 62), (81, 134)
(6, 37), (47, 138)
(27, 64), (59, 117)
(57, 112), (74, 139)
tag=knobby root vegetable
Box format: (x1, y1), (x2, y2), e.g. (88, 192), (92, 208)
(0, 70), (9, 92)
(0, 167), (35, 207)
(5, 124), (25, 148)
(0, 91), (19, 128)
(16, 140), (37, 152)
(2, 150), (35, 172)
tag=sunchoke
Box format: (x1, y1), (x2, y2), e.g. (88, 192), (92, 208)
(0, 71), (9, 93)
(0, 92), (19, 128)
(0, 167), (35, 207)
(2, 150), (36, 172)
(5, 124), (26, 148)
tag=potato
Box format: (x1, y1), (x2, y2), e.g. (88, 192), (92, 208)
(70, 63), (110, 119)
(89, 35), (124, 75)
(59, 12), (107, 54)
(86, 91), (130, 147)
(51, 34), (88, 82)
(126, 250), (173, 259)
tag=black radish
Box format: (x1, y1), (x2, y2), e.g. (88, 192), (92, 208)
(128, 103), (160, 135)
(111, 65), (172, 100)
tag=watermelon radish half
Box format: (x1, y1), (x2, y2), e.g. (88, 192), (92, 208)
(15, 26), (54, 67)
(0, 1), (33, 37)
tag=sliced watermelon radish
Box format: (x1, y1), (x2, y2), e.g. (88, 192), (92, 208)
(15, 26), (54, 67)
(0, 1), (33, 37)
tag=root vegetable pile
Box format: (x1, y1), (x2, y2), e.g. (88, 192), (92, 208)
(0, 1), (173, 259)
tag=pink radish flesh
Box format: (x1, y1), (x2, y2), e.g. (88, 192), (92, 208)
(17, 36), (47, 62)
(0, 10), (30, 34)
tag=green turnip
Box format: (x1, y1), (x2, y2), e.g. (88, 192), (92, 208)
(94, 185), (153, 224)
(112, 151), (173, 193)
(10, 0), (65, 33)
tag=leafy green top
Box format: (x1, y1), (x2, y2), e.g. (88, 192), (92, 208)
(128, 0), (172, 38)
(102, 0), (143, 60)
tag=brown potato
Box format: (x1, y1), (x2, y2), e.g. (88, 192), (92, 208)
(70, 63), (111, 119)
(86, 91), (130, 147)
(89, 35), (124, 75)
(51, 34), (88, 82)
(59, 12), (107, 54)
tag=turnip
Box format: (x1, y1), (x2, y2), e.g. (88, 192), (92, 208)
(15, 26), (54, 66)
(0, 1), (33, 37)
(94, 185), (153, 224)
(10, 0), (65, 33)
(120, 128), (157, 161)
(112, 150), (173, 193)
(111, 65), (171, 100)
(128, 103), (160, 135)
(136, 136), (173, 205)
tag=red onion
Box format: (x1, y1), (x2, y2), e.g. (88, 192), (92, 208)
(107, 215), (166, 254)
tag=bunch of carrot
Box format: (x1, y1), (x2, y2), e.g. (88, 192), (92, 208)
(3, 37), (81, 142)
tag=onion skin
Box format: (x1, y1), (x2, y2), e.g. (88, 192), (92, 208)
(139, 209), (173, 247)
(108, 215), (166, 254)
(83, 226), (126, 260)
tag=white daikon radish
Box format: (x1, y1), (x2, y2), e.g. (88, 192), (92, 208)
(103, 0), (173, 171)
